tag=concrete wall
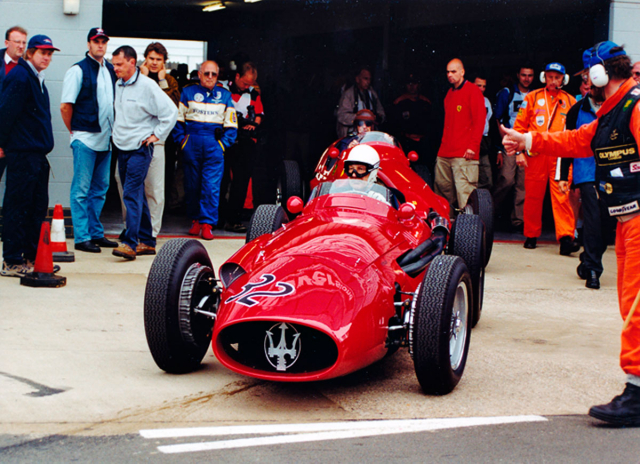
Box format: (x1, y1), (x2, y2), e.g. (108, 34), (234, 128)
(610, 0), (640, 61)
(0, 0), (103, 207)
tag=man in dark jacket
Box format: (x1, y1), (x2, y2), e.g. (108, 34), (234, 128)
(0, 26), (28, 182)
(558, 74), (614, 290)
(60, 27), (118, 254)
(0, 34), (59, 277)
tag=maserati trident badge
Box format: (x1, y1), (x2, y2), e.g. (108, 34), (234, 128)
(265, 322), (301, 371)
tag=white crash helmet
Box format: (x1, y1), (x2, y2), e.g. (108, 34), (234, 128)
(344, 144), (380, 183)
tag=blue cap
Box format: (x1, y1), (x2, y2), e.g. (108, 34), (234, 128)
(583, 41), (626, 69)
(545, 62), (566, 75)
(27, 34), (60, 51)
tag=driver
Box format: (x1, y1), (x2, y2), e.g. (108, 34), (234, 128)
(336, 109), (376, 152)
(342, 145), (389, 204)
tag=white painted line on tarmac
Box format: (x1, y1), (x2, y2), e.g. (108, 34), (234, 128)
(142, 415), (547, 454)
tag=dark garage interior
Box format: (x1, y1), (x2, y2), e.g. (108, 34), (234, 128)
(102, 0), (610, 225)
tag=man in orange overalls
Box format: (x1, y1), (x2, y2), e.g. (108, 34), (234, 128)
(513, 62), (578, 255)
(502, 42), (640, 427)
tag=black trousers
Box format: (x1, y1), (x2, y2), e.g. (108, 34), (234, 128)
(2, 151), (49, 264)
(222, 137), (257, 225)
(578, 182), (613, 276)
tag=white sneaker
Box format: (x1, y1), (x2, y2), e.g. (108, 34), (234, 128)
(24, 260), (60, 274)
(1, 261), (27, 278)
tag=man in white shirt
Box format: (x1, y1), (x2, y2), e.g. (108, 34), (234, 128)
(110, 45), (177, 260)
(60, 27), (118, 253)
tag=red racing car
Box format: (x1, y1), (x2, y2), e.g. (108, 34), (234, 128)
(144, 132), (491, 395)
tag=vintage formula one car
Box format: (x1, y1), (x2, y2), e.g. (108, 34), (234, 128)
(144, 132), (491, 395)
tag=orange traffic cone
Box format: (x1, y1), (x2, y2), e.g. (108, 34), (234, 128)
(21, 221), (67, 288)
(51, 204), (74, 262)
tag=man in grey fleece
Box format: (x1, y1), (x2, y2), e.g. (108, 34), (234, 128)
(110, 45), (177, 260)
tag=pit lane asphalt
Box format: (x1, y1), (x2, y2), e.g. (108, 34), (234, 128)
(0, 235), (631, 449)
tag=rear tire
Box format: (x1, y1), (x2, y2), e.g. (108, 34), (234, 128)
(466, 188), (494, 266)
(246, 204), (289, 243)
(144, 239), (217, 374)
(412, 164), (433, 189)
(450, 214), (485, 327)
(411, 255), (472, 395)
(277, 160), (303, 206)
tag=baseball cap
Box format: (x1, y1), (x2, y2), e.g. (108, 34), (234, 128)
(88, 27), (109, 41)
(545, 62), (566, 75)
(582, 41), (626, 69)
(27, 35), (60, 51)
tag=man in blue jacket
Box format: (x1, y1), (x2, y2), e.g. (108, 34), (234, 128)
(0, 34), (59, 277)
(60, 27), (118, 254)
(558, 74), (614, 289)
(173, 60), (237, 240)
(0, 26), (28, 183)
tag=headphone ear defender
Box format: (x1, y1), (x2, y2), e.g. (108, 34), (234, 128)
(540, 71), (546, 84)
(590, 63), (609, 88)
(563, 74), (570, 86)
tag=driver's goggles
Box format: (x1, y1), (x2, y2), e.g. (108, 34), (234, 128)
(345, 164), (370, 179)
(357, 120), (374, 127)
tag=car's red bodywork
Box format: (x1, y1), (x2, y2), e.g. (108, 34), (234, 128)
(211, 133), (451, 382)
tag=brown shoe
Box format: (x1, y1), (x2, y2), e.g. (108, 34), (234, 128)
(112, 243), (136, 260)
(136, 243), (156, 256)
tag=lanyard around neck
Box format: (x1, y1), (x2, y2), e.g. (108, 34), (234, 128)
(543, 89), (561, 131)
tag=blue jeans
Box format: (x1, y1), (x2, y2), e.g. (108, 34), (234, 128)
(116, 144), (155, 250)
(70, 140), (111, 244)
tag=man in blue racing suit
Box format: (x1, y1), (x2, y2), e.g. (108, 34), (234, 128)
(173, 60), (238, 240)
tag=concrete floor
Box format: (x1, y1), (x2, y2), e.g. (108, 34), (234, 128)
(0, 236), (626, 439)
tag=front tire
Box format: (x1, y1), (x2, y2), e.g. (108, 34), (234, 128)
(411, 255), (472, 395)
(144, 239), (217, 374)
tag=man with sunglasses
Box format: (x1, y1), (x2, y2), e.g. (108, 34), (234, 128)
(173, 60), (237, 240)
(335, 109), (376, 152)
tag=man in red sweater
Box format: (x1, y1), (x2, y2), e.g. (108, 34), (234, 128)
(435, 58), (486, 216)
